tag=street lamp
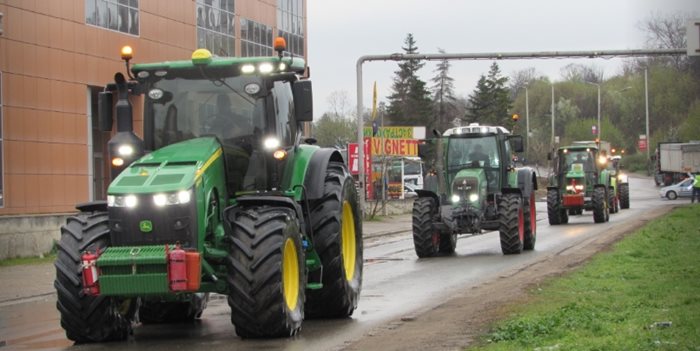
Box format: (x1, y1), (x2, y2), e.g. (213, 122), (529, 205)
(516, 86), (530, 159)
(584, 81), (601, 140)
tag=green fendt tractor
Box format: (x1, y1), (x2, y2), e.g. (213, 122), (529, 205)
(413, 123), (538, 256)
(54, 42), (363, 342)
(547, 141), (612, 224)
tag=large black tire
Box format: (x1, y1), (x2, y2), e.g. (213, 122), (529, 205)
(499, 193), (524, 255)
(439, 230), (458, 254)
(608, 186), (619, 214)
(547, 189), (562, 225)
(54, 211), (136, 343)
(412, 197), (440, 257)
(619, 183), (630, 209)
(139, 294), (209, 324)
(592, 187), (608, 223)
(523, 192), (536, 251)
(226, 207), (306, 338)
(305, 161), (363, 318)
(560, 208), (569, 224)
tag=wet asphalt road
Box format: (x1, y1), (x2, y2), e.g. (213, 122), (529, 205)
(0, 176), (674, 351)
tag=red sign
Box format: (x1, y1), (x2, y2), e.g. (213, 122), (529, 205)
(592, 125), (598, 135)
(363, 138), (373, 200)
(638, 139), (648, 151)
(348, 143), (360, 175)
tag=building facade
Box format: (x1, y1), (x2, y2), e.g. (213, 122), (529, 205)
(0, 0), (307, 258)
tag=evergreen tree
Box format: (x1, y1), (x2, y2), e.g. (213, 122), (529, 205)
(430, 48), (458, 133)
(466, 62), (512, 126)
(386, 34), (433, 126)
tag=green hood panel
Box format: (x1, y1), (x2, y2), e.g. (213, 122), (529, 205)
(109, 137), (222, 194)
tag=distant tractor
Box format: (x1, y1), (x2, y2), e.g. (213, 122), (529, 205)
(607, 155), (630, 210)
(413, 123), (538, 256)
(547, 142), (613, 224)
(54, 41), (363, 342)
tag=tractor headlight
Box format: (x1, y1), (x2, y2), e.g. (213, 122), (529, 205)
(469, 194), (479, 202)
(566, 185), (574, 191)
(451, 195), (460, 203)
(618, 173), (628, 183)
(153, 190), (192, 207)
(117, 145), (134, 156)
(264, 137), (281, 150)
(597, 155), (608, 166)
(574, 185), (584, 191)
(107, 194), (138, 208)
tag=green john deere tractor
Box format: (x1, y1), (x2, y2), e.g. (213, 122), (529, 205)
(414, 123), (538, 256)
(54, 43), (363, 342)
(547, 142), (612, 224)
(606, 155), (630, 210)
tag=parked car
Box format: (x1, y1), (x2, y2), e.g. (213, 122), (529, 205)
(659, 178), (693, 200)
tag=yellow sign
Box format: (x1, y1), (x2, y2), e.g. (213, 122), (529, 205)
(363, 126), (414, 139)
(367, 137), (419, 156)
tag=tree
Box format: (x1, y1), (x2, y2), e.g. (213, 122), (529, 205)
(430, 48), (458, 133)
(466, 62), (512, 126)
(385, 34), (433, 127)
(559, 63), (603, 83)
(313, 113), (356, 148)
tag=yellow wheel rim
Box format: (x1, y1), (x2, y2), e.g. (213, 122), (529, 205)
(282, 238), (299, 311)
(341, 201), (357, 281)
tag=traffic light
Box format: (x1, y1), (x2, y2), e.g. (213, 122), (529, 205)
(511, 113), (520, 122)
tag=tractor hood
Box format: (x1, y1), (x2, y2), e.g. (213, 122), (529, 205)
(451, 168), (487, 205)
(108, 137), (222, 194)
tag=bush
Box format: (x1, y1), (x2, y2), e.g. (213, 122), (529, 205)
(620, 153), (649, 173)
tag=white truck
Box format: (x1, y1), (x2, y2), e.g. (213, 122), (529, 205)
(655, 142), (700, 186)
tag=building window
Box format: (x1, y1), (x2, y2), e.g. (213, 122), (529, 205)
(196, 0), (235, 56)
(0, 72), (4, 207)
(85, 0), (139, 36)
(277, 0), (304, 56)
(240, 18), (272, 57)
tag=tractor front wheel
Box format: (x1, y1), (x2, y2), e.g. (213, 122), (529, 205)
(226, 207), (305, 338)
(54, 210), (136, 343)
(547, 189), (562, 225)
(305, 161), (363, 318)
(608, 186), (619, 214)
(499, 193), (524, 255)
(592, 187), (608, 223)
(523, 192), (536, 251)
(619, 183), (630, 209)
(412, 197), (441, 257)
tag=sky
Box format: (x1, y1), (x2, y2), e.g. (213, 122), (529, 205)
(306, 0), (699, 118)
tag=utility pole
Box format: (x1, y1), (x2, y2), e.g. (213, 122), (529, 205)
(525, 86), (529, 160)
(645, 67), (650, 161)
(551, 84), (555, 149)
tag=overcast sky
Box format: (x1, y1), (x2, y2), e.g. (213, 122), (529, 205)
(307, 0), (699, 117)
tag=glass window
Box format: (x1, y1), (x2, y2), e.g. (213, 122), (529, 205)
(272, 81), (294, 145)
(196, 0), (235, 56)
(240, 17), (273, 57)
(276, 0), (304, 56)
(85, 0), (139, 36)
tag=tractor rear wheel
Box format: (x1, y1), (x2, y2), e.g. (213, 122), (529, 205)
(226, 207), (305, 338)
(54, 210), (136, 343)
(139, 294), (209, 324)
(619, 183), (630, 209)
(547, 189), (562, 225)
(499, 193), (524, 255)
(592, 187), (608, 223)
(412, 197), (441, 257)
(523, 192), (536, 251)
(305, 162), (363, 318)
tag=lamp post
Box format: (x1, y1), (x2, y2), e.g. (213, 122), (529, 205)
(645, 67), (650, 161)
(551, 84), (555, 149)
(584, 81), (601, 140)
(525, 86), (530, 160)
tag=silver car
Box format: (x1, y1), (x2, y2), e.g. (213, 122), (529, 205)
(659, 178), (694, 200)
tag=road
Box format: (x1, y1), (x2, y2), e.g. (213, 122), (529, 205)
(0, 175), (676, 350)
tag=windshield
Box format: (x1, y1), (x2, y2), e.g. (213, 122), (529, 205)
(145, 76), (266, 150)
(404, 161), (422, 175)
(562, 150), (594, 172)
(447, 136), (500, 170)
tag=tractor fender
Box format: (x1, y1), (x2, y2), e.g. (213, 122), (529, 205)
(303, 148), (345, 200)
(224, 195), (306, 234)
(515, 167), (538, 197)
(76, 200), (108, 213)
(415, 189), (440, 207)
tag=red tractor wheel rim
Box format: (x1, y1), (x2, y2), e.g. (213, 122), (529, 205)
(432, 231), (440, 250)
(530, 193), (536, 235)
(518, 206), (525, 242)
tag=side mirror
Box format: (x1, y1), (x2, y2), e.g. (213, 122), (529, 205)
(292, 80), (313, 122)
(508, 135), (524, 153)
(98, 91), (114, 132)
(418, 143), (430, 159)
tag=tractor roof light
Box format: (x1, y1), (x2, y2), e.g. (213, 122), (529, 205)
(259, 62), (274, 74)
(191, 48), (213, 65)
(120, 46), (133, 62)
(274, 36), (287, 58)
(241, 64), (255, 74)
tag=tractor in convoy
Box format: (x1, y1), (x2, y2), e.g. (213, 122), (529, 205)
(547, 141), (614, 224)
(53, 40), (363, 342)
(606, 155), (630, 210)
(414, 123), (538, 256)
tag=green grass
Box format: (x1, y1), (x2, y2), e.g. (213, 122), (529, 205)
(471, 205), (700, 351)
(0, 254), (56, 267)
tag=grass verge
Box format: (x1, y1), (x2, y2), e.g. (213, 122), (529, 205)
(471, 205), (700, 351)
(0, 254), (56, 267)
